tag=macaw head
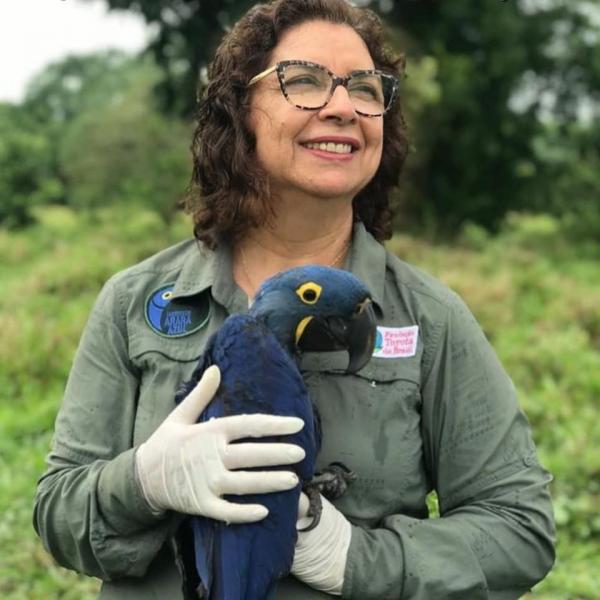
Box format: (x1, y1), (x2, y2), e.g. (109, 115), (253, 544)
(249, 265), (376, 373)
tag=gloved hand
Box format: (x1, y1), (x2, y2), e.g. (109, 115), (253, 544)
(292, 492), (352, 595)
(135, 365), (306, 523)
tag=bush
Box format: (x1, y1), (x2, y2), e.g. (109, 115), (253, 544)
(0, 104), (63, 228)
(59, 60), (191, 222)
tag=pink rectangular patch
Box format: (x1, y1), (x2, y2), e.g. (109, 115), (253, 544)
(373, 325), (419, 358)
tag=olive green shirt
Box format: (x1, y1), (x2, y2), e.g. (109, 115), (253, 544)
(34, 223), (555, 599)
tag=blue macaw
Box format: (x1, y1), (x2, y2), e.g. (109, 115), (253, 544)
(175, 265), (376, 600)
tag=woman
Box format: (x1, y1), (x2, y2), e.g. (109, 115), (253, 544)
(34, 0), (556, 598)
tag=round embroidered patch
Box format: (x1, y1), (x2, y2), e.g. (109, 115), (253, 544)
(145, 284), (210, 338)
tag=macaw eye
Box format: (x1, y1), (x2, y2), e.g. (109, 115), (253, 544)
(296, 282), (322, 305)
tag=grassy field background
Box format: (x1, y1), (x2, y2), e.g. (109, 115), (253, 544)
(0, 206), (598, 598)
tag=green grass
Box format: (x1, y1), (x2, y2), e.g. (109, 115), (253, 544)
(0, 207), (597, 598)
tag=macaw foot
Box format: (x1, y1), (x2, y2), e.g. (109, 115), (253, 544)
(312, 462), (358, 500)
(299, 462), (357, 532)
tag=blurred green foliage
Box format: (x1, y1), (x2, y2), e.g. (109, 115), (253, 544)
(0, 51), (190, 227)
(385, 0), (600, 234)
(0, 104), (63, 227)
(0, 208), (597, 598)
(58, 57), (191, 221)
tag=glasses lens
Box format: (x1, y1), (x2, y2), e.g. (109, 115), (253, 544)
(281, 63), (331, 109)
(348, 73), (395, 116)
(281, 63), (397, 115)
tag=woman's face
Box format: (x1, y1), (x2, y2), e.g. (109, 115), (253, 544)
(248, 20), (384, 204)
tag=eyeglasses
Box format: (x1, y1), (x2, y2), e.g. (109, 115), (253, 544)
(248, 60), (398, 117)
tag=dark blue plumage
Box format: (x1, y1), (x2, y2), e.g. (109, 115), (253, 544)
(175, 265), (375, 600)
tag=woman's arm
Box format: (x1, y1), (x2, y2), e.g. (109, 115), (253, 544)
(33, 278), (177, 580)
(342, 294), (555, 599)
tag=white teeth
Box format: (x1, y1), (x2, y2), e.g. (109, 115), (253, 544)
(304, 142), (353, 154)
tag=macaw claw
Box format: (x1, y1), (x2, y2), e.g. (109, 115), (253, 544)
(299, 462), (357, 532)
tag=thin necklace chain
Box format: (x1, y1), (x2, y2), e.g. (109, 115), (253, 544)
(240, 238), (351, 293)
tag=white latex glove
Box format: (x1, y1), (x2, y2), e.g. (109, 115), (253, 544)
(292, 492), (352, 595)
(135, 365), (306, 523)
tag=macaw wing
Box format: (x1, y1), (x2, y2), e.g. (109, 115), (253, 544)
(178, 315), (319, 600)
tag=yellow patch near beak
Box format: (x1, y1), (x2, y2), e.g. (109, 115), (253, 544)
(295, 316), (314, 346)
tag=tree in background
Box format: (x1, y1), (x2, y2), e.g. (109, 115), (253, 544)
(384, 0), (600, 235)
(58, 56), (191, 223)
(82, 0), (258, 116)
(0, 51), (140, 227)
(23, 50), (132, 125)
(20, 51), (135, 208)
(534, 119), (600, 242)
(0, 104), (63, 227)
(0, 51), (191, 227)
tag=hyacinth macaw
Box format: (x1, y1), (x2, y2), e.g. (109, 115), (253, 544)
(175, 265), (376, 600)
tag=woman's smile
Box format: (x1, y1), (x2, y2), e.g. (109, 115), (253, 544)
(299, 135), (360, 161)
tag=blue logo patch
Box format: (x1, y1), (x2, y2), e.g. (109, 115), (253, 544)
(145, 284), (210, 337)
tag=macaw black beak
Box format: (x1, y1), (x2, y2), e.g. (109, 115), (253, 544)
(346, 299), (377, 372)
(296, 298), (376, 373)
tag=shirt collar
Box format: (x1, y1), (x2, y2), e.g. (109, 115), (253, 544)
(170, 239), (248, 314)
(170, 221), (386, 314)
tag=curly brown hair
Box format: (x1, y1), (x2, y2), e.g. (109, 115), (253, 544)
(185, 0), (408, 249)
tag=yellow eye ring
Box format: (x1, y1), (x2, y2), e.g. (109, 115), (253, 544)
(296, 282), (322, 305)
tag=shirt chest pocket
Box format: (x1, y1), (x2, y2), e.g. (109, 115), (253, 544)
(128, 327), (216, 443)
(299, 352), (427, 521)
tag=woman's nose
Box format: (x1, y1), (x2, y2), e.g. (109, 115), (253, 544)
(318, 85), (357, 123)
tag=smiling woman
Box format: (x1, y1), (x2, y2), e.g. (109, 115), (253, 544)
(33, 1), (555, 599)
(187, 0), (408, 272)
(244, 20), (387, 238)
